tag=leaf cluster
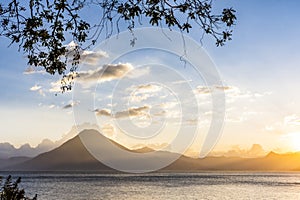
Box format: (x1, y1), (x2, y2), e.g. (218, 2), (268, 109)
(0, 0), (236, 92)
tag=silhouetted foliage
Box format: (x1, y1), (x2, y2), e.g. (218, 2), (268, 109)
(0, 175), (37, 200)
(0, 0), (236, 91)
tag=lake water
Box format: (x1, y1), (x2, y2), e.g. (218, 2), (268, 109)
(1, 172), (300, 199)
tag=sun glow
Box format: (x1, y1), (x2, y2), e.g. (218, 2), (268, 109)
(287, 132), (300, 151)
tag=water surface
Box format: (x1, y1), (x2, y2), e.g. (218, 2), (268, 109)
(1, 172), (300, 199)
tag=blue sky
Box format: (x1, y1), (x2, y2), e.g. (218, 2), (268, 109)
(1, 0), (300, 155)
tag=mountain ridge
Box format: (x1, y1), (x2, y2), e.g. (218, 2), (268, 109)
(3, 129), (300, 172)
(0, 124), (97, 159)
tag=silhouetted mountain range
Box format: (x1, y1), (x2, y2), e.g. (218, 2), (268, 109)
(0, 139), (54, 159)
(0, 156), (31, 169)
(0, 124), (97, 159)
(2, 129), (300, 172)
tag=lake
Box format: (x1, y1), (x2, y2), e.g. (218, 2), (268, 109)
(1, 172), (300, 199)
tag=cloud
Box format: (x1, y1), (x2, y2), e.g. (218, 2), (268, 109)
(131, 143), (169, 151)
(159, 101), (178, 109)
(226, 87), (252, 99)
(62, 101), (80, 109)
(76, 63), (133, 83)
(172, 80), (192, 85)
(49, 81), (61, 93)
(225, 117), (243, 123)
(65, 41), (108, 66)
(127, 83), (163, 103)
(225, 86), (271, 101)
(194, 85), (258, 97)
(115, 106), (150, 118)
(194, 85), (271, 107)
(182, 117), (212, 127)
(30, 85), (45, 97)
(208, 144), (267, 158)
(284, 114), (300, 126)
(94, 108), (112, 117)
(48, 104), (56, 109)
(215, 85), (234, 91)
(66, 41), (78, 49)
(95, 105), (150, 118)
(153, 110), (167, 117)
(126, 66), (150, 79)
(185, 118), (199, 125)
(80, 50), (108, 65)
(38, 89), (45, 97)
(130, 93), (152, 103)
(30, 85), (42, 91)
(194, 86), (211, 94)
(23, 66), (45, 75)
(48, 78), (73, 93)
(194, 85), (236, 95)
(101, 123), (115, 137)
(134, 84), (162, 93)
(264, 121), (285, 135)
(49, 63), (138, 92)
(265, 114), (300, 135)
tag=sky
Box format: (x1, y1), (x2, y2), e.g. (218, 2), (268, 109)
(1, 0), (300, 156)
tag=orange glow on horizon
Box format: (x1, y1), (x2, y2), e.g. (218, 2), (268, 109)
(286, 132), (300, 152)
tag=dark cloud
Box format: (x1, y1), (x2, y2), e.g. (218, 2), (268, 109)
(94, 109), (111, 117)
(62, 101), (80, 109)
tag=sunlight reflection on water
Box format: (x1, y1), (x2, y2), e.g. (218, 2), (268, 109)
(1, 172), (300, 200)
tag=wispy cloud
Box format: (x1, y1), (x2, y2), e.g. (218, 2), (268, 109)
(62, 101), (80, 109)
(130, 93), (152, 103)
(284, 114), (300, 126)
(159, 101), (178, 109)
(194, 85), (235, 95)
(95, 105), (150, 119)
(49, 81), (61, 93)
(134, 84), (162, 93)
(171, 80), (192, 85)
(79, 50), (108, 65)
(207, 144), (267, 158)
(48, 104), (56, 109)
(101, 123), (115, 137)
(127, 83), (163, 103)
(126, 66), (150, 79)
(30, 84), (45, 97)
(264, 114), (300, 135)
(115, 106), (150, 118)
(30, 84), (42, 91)
(38, 89), (45, 97)
(23, 66), (45, 75)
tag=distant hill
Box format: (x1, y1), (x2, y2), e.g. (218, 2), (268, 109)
(3, 129), (300, 172)
(0, 139), (54, 159)
(6, 131), (114, 171)
(0, 156), (31, 169)
(0, 123), (97, 159)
